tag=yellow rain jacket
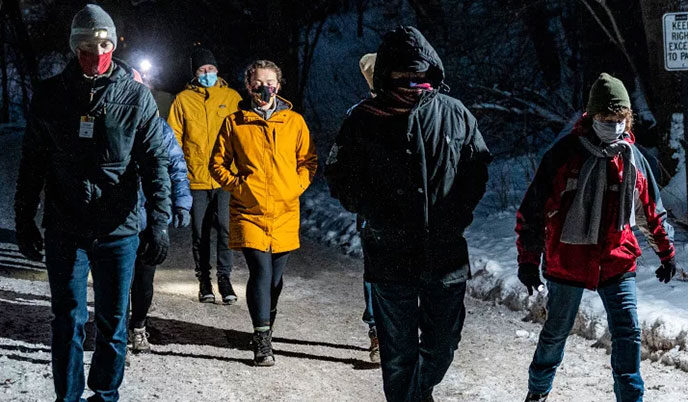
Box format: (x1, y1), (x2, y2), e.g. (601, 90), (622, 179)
(168, 78), (242, 190)
(210, 97), (318, 252)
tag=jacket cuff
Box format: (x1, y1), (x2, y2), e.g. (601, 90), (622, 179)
(517, 251), (542, 266)
(658, 247), (675, 263)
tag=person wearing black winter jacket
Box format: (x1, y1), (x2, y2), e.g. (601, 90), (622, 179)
(326, 26), (491, 402)
(13, 5), (170, 401)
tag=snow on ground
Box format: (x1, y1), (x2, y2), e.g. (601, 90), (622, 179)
(302, 155), (688, 373)
(2, 127), (688, 400)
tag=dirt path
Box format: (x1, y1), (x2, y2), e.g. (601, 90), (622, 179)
(2, 232), (688, 401)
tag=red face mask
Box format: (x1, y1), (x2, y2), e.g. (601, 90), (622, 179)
(77, 49), (113, 76)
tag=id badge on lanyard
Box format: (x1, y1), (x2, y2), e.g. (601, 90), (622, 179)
(79, 115), (95, 138)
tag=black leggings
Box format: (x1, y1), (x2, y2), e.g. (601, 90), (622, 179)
(129, 258), (156, 330)
(242, 248), (290, 328)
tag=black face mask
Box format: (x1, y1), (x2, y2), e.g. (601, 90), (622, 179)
(251, 85), (276, 106)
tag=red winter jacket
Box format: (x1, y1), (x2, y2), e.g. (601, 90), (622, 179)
(516, 118), (675, 290)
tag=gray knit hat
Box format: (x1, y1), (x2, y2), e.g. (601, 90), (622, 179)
(70, 4), (117, 53)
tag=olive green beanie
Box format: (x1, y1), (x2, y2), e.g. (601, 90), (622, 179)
(586, 73), (631, 115)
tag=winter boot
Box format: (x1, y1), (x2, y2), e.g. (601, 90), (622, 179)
(252, 330), (275, 367)
(217, 275), (238, 305)
(198, 276), (215, 303)
(129, 327), (151, 354)
(524, 392), (549, 402)
(368, 326), (380, 364)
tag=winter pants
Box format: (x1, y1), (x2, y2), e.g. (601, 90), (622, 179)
(45, 231), (138, 402)
(528, 277), (643, 401)
(362, 281), (375, 328)
(190, 189), (232, 279)
(242, 248), (290, 329)
(129, 256), (156, 330)
(371, 280), (467, 402)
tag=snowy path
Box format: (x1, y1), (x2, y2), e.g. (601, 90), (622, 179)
(2, 234), (688, 401)
(1, 128), (687, 400)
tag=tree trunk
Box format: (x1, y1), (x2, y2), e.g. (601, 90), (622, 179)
(0, 19), (9, 123)
(4, 0), (39, 85)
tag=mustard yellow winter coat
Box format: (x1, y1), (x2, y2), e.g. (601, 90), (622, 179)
(168, 78), (242, 190)
(209, 97), (317, 252)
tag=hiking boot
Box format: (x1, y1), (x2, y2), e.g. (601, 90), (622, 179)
(368, 327), (380, 364)
(252, 330), (275, 367)
(525, 392), (549, 402)
(198, 277), (215, 303)
(129, 327), (151, 354)
(217, 275), (237, 305)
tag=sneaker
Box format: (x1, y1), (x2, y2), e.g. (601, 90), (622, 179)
(368, 327), (380, 364)
(198, 277), (215, 303)
(525, 392), (549, 402)
(252, 330), (275, 367)
(217, 276), (238, 305)
(129, 327), (151, 354)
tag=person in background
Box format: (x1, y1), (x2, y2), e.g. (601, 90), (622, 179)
(14, 4), (170, 400)
(128, 71), (192, 354)
(326, 27), (491, 401)
(516, 73), (678, 402)
(210, 59), (317, 366)
(347, 52), (380, 364)
(168, 47), (242, 305)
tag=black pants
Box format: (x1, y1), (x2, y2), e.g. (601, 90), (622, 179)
(191, 189), (232, 279)
(371, 280), (467, 402)
(129, 257), (156, 329)
(242, 248), (290, 328)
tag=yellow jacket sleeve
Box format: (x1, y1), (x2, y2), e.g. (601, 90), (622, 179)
(209, 119), (240, 191)
(295, 116), (318, 193)
(167, 97), (184, 147)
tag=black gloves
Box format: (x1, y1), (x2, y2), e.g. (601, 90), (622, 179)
(138, 225), (169, 266)
(655, 258), (677, 283)
(518, 263), (544, 296)
(172, 208), (191, 228)
(16, 220), (44, 261)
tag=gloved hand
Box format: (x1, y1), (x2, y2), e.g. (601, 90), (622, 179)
(172, 208), (191, 228)
(518, 263), (544, 296)
(138, 226), (169, 266)
(16, 220), (43, 261)
(655, 258), (677, 283)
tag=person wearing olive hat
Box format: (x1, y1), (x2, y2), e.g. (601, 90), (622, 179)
(516, 73), (678, 402)
(14, 4), (171, 400)
(168, 48), (242, 305)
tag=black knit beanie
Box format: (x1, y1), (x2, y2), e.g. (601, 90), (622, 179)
(190, 48), (217, 74)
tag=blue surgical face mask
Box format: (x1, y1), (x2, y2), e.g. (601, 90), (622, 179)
(198, 72), (218, 88)
(593, 119), (626, 143)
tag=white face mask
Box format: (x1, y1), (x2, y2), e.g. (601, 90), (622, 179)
(593, 119), (626, 143)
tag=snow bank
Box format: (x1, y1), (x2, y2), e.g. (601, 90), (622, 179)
(302, 159), (688, 372)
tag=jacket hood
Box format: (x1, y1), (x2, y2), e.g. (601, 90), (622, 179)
(373, 26), (445, 92)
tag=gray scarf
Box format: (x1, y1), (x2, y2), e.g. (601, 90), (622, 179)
(560, 136), (636, 245)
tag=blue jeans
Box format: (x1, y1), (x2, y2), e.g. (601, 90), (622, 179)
(45, 231), (139, 402)
(529, 277), (644, 401)
(372, 280), (466, 402)
(362, 281), (375, 328)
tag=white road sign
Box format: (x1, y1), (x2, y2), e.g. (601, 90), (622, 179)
(665, 12), (688, 71)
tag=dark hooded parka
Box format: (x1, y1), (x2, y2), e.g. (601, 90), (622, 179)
(325, 26), (491, 284)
